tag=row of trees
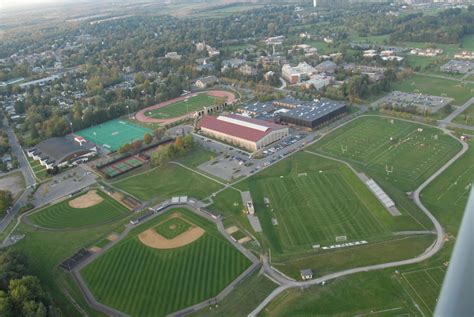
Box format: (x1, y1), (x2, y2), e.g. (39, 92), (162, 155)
(151, 135), (195, 167)
(0, 251), (60, 317)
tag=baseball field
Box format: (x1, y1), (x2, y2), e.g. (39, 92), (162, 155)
(311, 116), (461, 191)
(28, 190), (129, 229)
(80, 208), (251, 316)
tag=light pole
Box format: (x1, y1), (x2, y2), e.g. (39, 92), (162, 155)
(126, 105), (131, 119)
(69, 121), (74, 134)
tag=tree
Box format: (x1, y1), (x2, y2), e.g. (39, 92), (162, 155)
(154, 127), (166, 140)
(0, 191), (13, 216)
(118, 143), (132, 154)
(144, 133), (153, 145)
(132, 140), (143, 152)
(175, 136), (184, 150)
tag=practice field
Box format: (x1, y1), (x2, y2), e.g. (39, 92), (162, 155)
(311, 116), (461, 191)
(392, 74), (474, 105)
(146, 93), (218, 119)
(76, 119), (152, 151)
(401, 267), (446, 315)
(236, 152), (398, 254)
(28, 190), (129, 229)
(81, 208), (251, 317)
(113, 163), (223, 202)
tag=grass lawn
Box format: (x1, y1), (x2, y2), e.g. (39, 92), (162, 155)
(112, 163), (223, 202)
(306, 40), (335, 54)
(392, 74), (474, 105)
(28, 190), (129, 229)
(189, 269), (277, 317)
(146, 94), (218, 119)
(261, 270), (418, 317)
(234, 151), (415, 256)
(462, 34), (474, 51)
(311, 116), (462, 191)
(27, 156), (50, 181)
(175, 145), (216, 169)
(452, 103), (474, 127)
(81, 208), (251, 317)
(405, 55), (442, 70)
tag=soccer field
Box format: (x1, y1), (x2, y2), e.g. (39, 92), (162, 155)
(236, 152), (398, 254)
(76, 119), (152, 151)
(28, 190), (129, 229)
(80, 208), (251, 317)
(312, 116), (461, 191)
(146, 94), (218, 119)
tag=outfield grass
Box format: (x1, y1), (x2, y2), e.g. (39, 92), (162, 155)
(392, 74), (474, 105)
(81, 208), (251, 317)
(234, 152), (412, 255)
(311, 116), (461, 191)
(452, 103), (474, 127)
(146, 94), (218, 119)
(28, 190), (129, 229)
(112, 163), (223, 202)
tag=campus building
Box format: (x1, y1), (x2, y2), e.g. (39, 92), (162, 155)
(199, 114), (289, 152)
(27, 136), (97, 169)
(275, 98), (347, 130)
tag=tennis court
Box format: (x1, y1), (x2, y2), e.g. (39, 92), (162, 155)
(76, 119), (152, 151)
(100, 156), (146, 178)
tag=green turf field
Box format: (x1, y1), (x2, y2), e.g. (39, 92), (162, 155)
(452, 103), (474, 127)
(146, 94), (218, 119)
(235, 152), (401, 254)
(113, 163), (223, 202)
(76, 119), (152, 151)
(392, 74), (474, 105)
(28, 190), (129, 229)
(80, 208), (251, 317)
(155, 217), (191, 239)
(311, 116), (461, 191)
(400, 267), (446, 315)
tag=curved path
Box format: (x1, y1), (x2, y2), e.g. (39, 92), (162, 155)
(135, 90), (237, 125)
(248, 124), (468, 316)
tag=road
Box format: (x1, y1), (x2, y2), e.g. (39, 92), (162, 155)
(248, 125), (469, 317)
(0, 118), (36, 233)
(438, 97), (474, 126)
(277, 77), (287, 90)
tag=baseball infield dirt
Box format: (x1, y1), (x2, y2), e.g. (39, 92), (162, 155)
(138, 216), (205, 250)
(69, 190), (104, 209)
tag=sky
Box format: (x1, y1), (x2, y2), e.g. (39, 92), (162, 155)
(1, 0), (67, 10)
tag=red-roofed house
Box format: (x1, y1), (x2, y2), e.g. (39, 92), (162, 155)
(199, 114), (289, 152)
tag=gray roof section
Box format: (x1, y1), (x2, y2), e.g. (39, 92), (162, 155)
(33, 136), (95, 163)
(279, 99), (346, 122)
(238, 102), (275, 115)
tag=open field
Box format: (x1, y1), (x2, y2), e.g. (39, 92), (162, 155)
(76, 119), (152, 151)
(0, 170), (25, 199)
(112, 163), (223, 202)
(234, 151), (419, 255)
(311, 116), (461, 191)
(401, 266), (446, 315)
(145, 94), (218, 119)
(392, 74), (474, 105)
(28, 190), (129, 229)
(190, 269), (277, 317)
(81, 208), (251, 317)
(452, 103), (474, 127)
(261, 270), (417, 317)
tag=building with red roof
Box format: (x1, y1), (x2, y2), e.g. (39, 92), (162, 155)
(199, 114), (289, 152)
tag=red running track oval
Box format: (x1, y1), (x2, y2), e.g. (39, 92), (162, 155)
(134, 90), (237, 125)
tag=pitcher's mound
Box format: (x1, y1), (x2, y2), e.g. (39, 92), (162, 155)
(139, 221), (205, 249)
(69, 190), (104, 209)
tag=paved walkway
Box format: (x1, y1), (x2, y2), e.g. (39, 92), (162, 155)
(438, 97), (474, 127)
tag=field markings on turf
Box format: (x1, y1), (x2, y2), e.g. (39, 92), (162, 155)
(403, 274), (433, 314)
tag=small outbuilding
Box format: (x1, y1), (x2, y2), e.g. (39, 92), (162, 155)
(300, 269), (313, 281)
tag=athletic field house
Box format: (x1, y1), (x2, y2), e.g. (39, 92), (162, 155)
(237, 96), (347, 130)
(199, 114), (289, 152)
(75, 119), (153, 152)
